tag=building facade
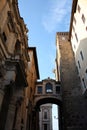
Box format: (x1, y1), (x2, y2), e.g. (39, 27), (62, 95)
(39, 104), (53, 130)
(26, 47), (40, 130)
(34, 78), (62, 130)
(0, 1), (40, 130)
(55, 32), (87, 130)
(69, 0), (87, 94)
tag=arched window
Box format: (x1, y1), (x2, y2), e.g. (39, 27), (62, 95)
(15, 40), (21, 54)
(45, 82), (53, 93)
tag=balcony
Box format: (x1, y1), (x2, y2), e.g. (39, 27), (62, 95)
(5, 55), (28, 88)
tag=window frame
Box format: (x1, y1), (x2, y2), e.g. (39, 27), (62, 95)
(45, 82), (53, 93)
(37, 86), (42, 94)
(80, 51), (84, 61)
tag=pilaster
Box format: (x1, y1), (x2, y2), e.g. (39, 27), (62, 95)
(5, 98), (16, 130)
(0, 89), (4, 111)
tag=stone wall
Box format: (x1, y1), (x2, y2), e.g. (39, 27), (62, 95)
(56, 32), (87, 130)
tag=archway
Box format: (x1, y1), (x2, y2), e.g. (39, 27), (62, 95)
(33, 97), (62, 130)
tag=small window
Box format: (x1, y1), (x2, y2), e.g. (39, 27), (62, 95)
(72, 25), (75, 32)
(75, 33), (78, 42)
(21, 118), (24, 130)
(44, 124), (47, 130)
(80, 51), (84, 60)
(56, 86), (60, 94)
(3, 32), (7, 42)
(78, 61), (81, 69)
(82, 78), (86, 88)
(44, 111), (47, 119)
(37, 86), (42, 94)
(30, 87), (32, 93)
(76, 66), (79, 75)
(2, 32), (7, 42)
(86, 26), (87, 31)
(77, 5), (81, 13)
(74, 44), (76, 49)
(15, 40), (21, 54)
(7, 11), (14, 32)
(82, 14), (85, 24)
(46, 83), (53, 93)
(85, 69), (87, 79)
(73, 16), (76, 24)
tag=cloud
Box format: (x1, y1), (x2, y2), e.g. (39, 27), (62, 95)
(42, 0), (72, 33)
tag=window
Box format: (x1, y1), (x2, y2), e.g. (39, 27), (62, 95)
(30, 87), (32, 93)
(44, 111), (47, 119)
(74, 44), (76, 49)
(2, 32), (7, 42)
(46, 83), (53, 93)
(78, 61), (81, 69)
(82, 78), (86, 88)
(75, 33), (78, 42)
(3, 32), (7, 42)
(85, 69), (87, 79)
(15, 40), (21, 54)
(86, 26), (87, 31)
(76, 66), (79, 75)
(82, 14), (85, 24)
(21, 119), (24, 130)
(80, 51), (84, 60)
(73, 16), (76, 24)
(37, 86), (42, 94)
(7, 11), (15, 32)
(77, 5), (81, 13)
(56, 86), (60, 94)
(72, 25), (75, 32)
(44, 124), (47, 130)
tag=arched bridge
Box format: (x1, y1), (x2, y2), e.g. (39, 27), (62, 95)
(34, 78), (62, 108)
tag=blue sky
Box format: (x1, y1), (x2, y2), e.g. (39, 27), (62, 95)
(18, 0), (72, 80)
(18, 1), (72, 130)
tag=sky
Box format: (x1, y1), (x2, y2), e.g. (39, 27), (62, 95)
(18, 0), (72, 81)
(18, 1), (72, 130)
(52, 105), (58, 130)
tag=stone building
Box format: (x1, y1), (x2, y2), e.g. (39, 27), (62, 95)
(26, 47), (40, 130)
(0, 1), (40, 130)
(55, 32), (87, 130)
(39, 104), (53, 130)
(34, 78), (61, 130)
(69, 0), (87, 94)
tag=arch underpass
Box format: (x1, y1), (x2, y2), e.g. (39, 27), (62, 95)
(35, 97), (62, 109)
(34, 78), (62, 108)
(32, 78), (63, 130)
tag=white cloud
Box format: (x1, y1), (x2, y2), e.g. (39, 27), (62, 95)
(42, 0), (72, 33)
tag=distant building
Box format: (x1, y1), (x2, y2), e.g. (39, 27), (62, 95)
(39, 104), (53, 130)
(69, 0), (87, 94)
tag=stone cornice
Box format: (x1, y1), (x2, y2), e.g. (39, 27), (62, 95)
(7, 0), (29, 61)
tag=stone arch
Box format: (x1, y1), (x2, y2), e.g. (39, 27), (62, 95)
(34, 97), (62, 109)
(34, 97), (63, 130)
